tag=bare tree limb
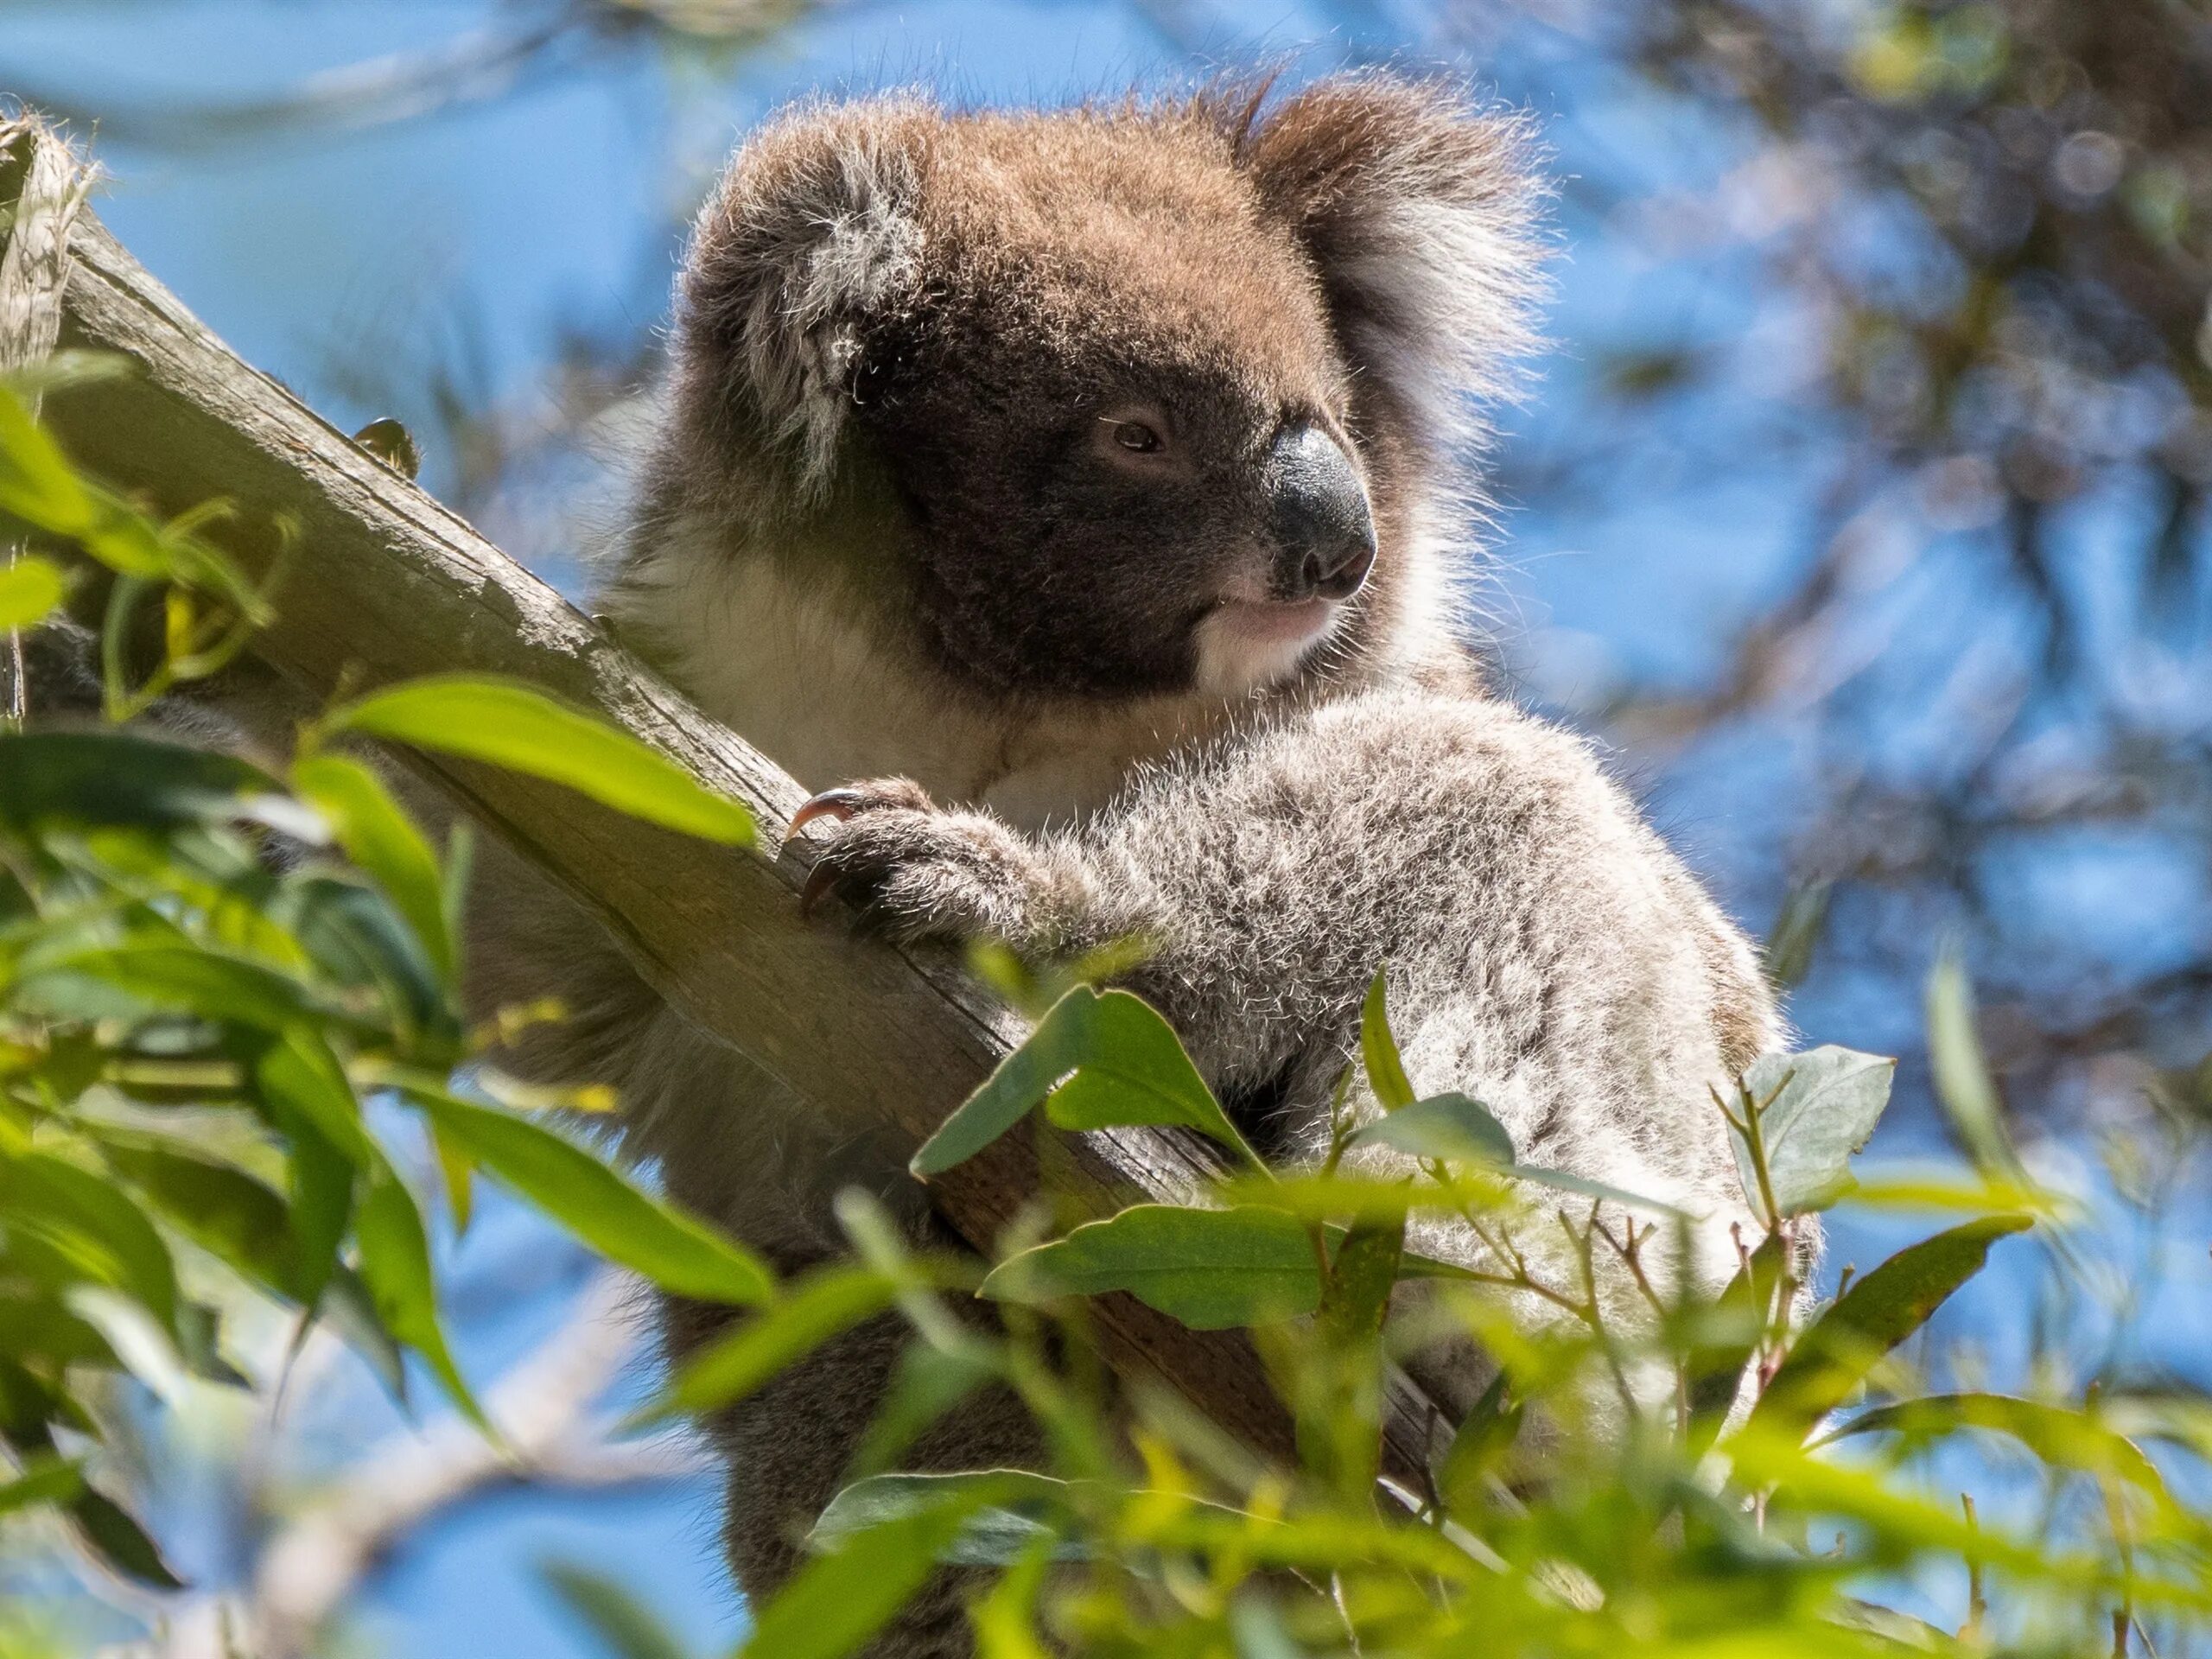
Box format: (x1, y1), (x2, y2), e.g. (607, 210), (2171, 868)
(0, 118), (1445, 1497)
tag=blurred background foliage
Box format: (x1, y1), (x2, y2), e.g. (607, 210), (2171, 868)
(2, 0), (2209, 1655)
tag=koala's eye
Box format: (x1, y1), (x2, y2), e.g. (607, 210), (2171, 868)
(1111, 421), (1162, 454)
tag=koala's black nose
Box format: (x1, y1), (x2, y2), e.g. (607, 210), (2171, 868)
(1263, 424), (1377, 603)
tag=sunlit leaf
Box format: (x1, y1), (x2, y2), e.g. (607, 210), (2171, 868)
(292, 753), (455, 984)
(1746, 1213), (2033, 1441)
(643, 1265), (900, 1425)
(1732, 1046), (1896, 1218)
(541, 1560), (695, 1659)
(322, 675), (753, 845)
(1345, 1092), (1514, 1166)
(406, 1086), (772, 1306)
(0, 1453), (82, 1517)
(806, 1471), (1075, 1567)
(912, 987), (1255, 1176)
(982, 1205), (1322, 1329)
(1819, 1391), (2173, 1503)
(1925, 952), (2024, 1181)
(739, 1483), (987, 1659)
(353, 1167), (483, 1427)
(1359, 970), (1416, 1112)
(0, 555), (64, 630)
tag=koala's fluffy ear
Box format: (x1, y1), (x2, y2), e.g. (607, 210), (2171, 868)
(679, 98), (931, 495)
(1240, 73), (1546, 452)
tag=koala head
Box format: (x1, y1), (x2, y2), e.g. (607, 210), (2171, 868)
(655, 75), (1542, 705)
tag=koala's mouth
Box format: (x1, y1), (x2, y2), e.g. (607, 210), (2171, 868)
(1190, 594), (1346, 698)
(1208, 595), (1339, 648)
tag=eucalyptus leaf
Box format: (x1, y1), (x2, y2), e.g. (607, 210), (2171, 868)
(354, 1168), (484, 1427)
(981, 1204), (1322, 1329)
(323, 675), (753, 846)
(407, 1087), (772, 1306)
(1732, 1046), (1896, 1218)
(1345, 1092), (1514, 1166)
(1746, 1213), (2033, 1442)
(912, 986), (1254, 1176)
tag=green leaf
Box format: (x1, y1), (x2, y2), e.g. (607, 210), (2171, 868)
(0, 555), (64, 630)
(354, 1167), (483, 1427)
(645, 1266), (899, 1424)
(1685, 1231), (1786, 1448)
(1819, 1391), (2173, 1502)
(981, 1205), (1322, 1330)
(805, 1471), (1074, 1568)
(740, 1483), (987, 1659)
(1745, 1213), (2033, 1442)
(0, 1454), (83, 1517)
(322, 676), (753, 845)
(541, 1560), (696, 1659)
(25, 944), (310, 1033)
(98, 1136), (292, 1293)
(1, 1154), (181, 1337)
(1925, 952), (2024, 1180)
(0, 732), (316, 840)
(252, 1023), (377, 1168)
(1434, 1370), (1522, 1517)
(292, 753), (455, 984)
(1359, 971), (1416, 1112)
(1732, 1046), (1896, 1217)
(283, 1116), (356, 1308)
(912, 987), (1254, 1176)
(69, 1483), (185, 1590)
(1345, 1092), (1514, 1166)
(0, 382), (97, 539)
(406, 1087), (772, 1306)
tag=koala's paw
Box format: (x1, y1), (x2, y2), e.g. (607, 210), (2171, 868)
(785, 779), (1054, 948)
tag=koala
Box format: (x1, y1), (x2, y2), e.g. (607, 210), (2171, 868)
(468, 74), (1789, 1658)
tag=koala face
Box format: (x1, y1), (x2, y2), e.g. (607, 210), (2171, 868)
(667, 80), (1541, 707)
(846, 182), (1382, 699)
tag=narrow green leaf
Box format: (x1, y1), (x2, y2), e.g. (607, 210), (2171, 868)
(806, 1471), (1072, 1568)
(3, 1154), (181, 1337)
(1434, 1370), (1522, 1517)
(293, 753), (455, 983)
(24, 944), (308, 1033)
(0, 555), (65, 630)
(1345, 1092), (1514, 1166)
(0, 732), (315, 839)
(645, 1266), (899, 1425)
(252, 1023), (377, 1167)
(323, 676), (753, 845)
(1925, 952), (2024, 1180)
(739, 1488), (984, 1659)
(912, 986), (1253, 1176)
(0, 1454), (82, 1517)
(981, 1205), (1322, 1330)
(0, 382), (97, 538)
(69, 1484), (185, 1590)
(1359, 971), (1416, 1112)
(1819, 1392), (2173, 1502)
(1731, 1046), (1896, 1217)
(99, 1137), (292, 1293)
(541, 1560), (696, 1659)
(354, 1168), (484, 1427)
(407, 1087), (772, 1306)
(1745, 1213), (2033, 1442)
(1685, 1232), (1786, 1447)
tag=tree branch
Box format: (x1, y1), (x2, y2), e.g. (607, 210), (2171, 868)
(1, 118), (1444, 1493)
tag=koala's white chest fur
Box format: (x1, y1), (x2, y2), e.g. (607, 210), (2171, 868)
(615, 541), (1256, 831)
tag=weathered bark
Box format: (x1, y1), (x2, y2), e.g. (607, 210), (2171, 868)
(2, 118), (1443, 1488)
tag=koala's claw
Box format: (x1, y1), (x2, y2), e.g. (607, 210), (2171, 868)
(785, 777), (1046, 946)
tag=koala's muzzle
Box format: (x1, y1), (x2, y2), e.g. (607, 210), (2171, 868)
(1263, 424), (1377, 603)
